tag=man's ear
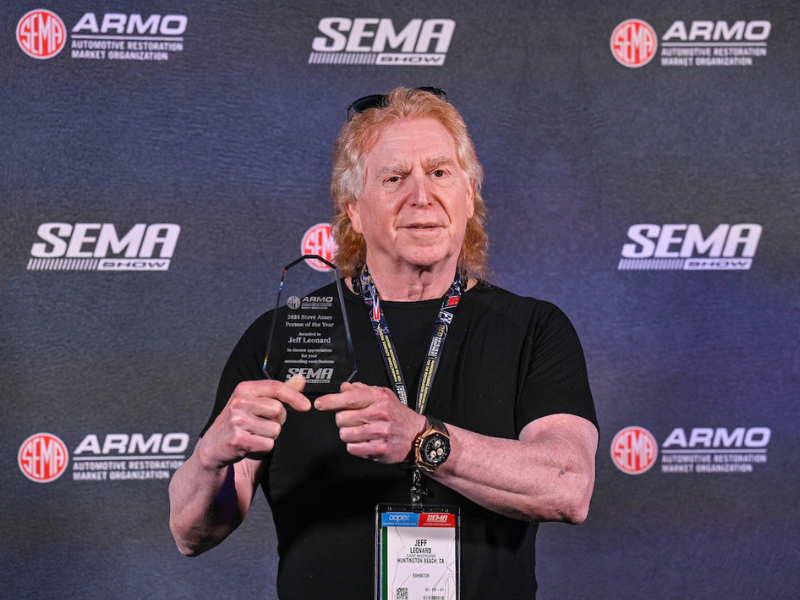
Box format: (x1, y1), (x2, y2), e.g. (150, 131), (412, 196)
(345, 201), (362, 234)
(466, 180), (475, 220)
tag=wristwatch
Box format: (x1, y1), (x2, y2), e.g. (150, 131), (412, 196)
(413, 416), (451, 471)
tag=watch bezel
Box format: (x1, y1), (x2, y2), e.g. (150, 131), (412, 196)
(413, 418), (451, 471)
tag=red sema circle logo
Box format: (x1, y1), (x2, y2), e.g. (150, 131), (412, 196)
(18, 433), (69, 482)
(301, 223), (337, 272)
(17, 9), (67, 59)
(611, 426), (658, 474)
(611, 19), (658, 68)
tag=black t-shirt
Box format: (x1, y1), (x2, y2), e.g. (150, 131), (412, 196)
(205, 282), (597, 599)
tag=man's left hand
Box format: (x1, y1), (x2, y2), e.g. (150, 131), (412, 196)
(314, 382), (428, 464)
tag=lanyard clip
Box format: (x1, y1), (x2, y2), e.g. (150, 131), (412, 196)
(410, 468), (430, 509)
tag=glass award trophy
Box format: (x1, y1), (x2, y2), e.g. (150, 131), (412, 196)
(263, 255), (357, 395)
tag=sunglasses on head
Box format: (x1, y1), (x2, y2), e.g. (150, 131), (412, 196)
(346, 87), (448, 121)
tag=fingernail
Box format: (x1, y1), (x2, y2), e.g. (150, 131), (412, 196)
(286, 373), (306, 391)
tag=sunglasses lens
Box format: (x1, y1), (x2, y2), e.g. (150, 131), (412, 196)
(347, 88), (448, 120)
(350, 94), (386, 114)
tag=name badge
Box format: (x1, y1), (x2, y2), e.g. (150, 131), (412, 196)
(375, 504), (460, 600)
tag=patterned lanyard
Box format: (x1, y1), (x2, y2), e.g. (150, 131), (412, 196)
(356, 265), (464, 415)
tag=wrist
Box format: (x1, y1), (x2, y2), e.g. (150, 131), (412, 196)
(193, 436), (230, 473)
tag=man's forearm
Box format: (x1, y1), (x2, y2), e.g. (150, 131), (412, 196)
(168, 447), (250, 556)
(429, 414), (598, 523)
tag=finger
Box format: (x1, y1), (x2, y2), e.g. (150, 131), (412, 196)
(337, 422), (387, 444)
(335, 408), (373, 429)
(237, 419), (283, 445)
(238, 430), (277, 456)
(340, 381), (367, 392)
(286, 373), (306, 392)
(344, 440), (389, 462)
(245, 397), (289, 425)
(315, 387), (376, 412)
(248, 379), (312, 412)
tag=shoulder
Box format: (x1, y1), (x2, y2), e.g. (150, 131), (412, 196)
(461, 282), (573, 333)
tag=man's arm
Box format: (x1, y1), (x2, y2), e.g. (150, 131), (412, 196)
(431, 413), (597, 522)
(169, 453), (264, 556)
(314, 382), (598, 523)
(169, 378), (310, 555)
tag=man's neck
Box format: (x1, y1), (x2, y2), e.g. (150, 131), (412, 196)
(363, 256), (458, 302)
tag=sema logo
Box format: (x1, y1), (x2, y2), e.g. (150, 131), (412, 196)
(420, 513), (455, 527)
(28, 223), (180, 271)
(17, 9), (67, 59)
(19, 432), (189, 483)
(286, 367), (334, 384)
(309, 18), (455, 66)
(611, 426), (658, 474)
(18, 433), (69, 482)
(16, 11), (186, 61)
(612, 19), (771, 68)
(610, 19), (657, 67)
(618, 224), (761, 271)
(301, 223), (337, 272)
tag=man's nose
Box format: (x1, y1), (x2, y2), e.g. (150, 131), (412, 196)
(407, 171), (432, 207)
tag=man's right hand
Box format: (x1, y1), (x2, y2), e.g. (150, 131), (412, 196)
(197, 374), (311, 469)
(168, 374), (310, 555)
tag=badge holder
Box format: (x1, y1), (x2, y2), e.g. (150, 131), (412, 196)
(375, 495), (461, 600)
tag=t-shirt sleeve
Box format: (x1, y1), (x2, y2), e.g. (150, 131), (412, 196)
(514, 302), (598, 436)
(200, 311), (272, 436)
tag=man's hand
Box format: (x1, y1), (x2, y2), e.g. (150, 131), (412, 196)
(197, 375), (311, 469)
(315, 382), (427, 464)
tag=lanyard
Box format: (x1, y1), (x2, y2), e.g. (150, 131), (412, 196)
(356, 265), (464, 415)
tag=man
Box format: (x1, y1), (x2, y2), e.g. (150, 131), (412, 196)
(169, 87), (598, 598)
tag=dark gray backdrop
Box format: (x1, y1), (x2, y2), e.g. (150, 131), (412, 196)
(2, 1), (799, 598)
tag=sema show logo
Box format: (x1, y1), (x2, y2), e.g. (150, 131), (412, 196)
(618, 223), (761, 271)
(309, 18), (455, 66)
(18, 432), (189, 483)
(611, 18), (770, 68)
(16, 10), (186, 62)
(28, 223), (180, 271)
(612, 426), (771, 475)
(301, 223), (337, 272)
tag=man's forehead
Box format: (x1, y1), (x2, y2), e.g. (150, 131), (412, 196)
(364, 117), (458, 165)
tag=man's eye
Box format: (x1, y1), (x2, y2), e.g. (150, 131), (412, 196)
(386, 176), (401, 183)
(432, 169), (446, 177)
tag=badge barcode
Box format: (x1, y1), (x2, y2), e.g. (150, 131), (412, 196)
(395, 588), (408, 599)
(423, 596), (445, 600)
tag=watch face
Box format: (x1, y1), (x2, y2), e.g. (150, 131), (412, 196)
(421, 433), (450, 466)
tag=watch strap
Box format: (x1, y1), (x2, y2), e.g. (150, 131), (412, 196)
(426, 416), (448, 436)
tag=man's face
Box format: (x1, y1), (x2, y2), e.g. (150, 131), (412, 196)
(346, 117), (474, 275)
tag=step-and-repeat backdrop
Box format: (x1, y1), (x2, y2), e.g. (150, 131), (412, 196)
(3, 1), (798, 598)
